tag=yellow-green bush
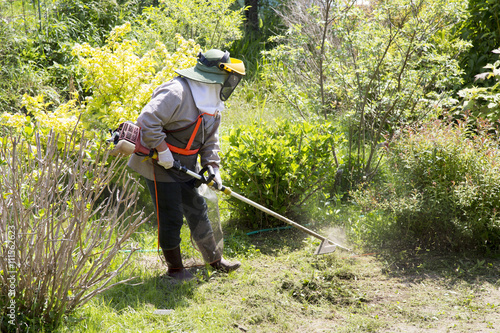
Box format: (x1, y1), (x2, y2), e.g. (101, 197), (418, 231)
(1, 23), (201, 140)
(72, 22), (201, 131)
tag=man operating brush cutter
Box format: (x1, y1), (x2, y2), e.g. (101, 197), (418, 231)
(126, 49), (245, 281)
(110, 49), (349, 280)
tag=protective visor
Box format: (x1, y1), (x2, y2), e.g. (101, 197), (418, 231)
(220, 72), (243, 101)
(218, 58), (245, 101)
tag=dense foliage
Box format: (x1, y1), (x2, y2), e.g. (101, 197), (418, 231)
(353, 118), (500, 253)
(135, 0), (243, 51)
(222, 119), (342, 229)
(457, 0), (500, 87)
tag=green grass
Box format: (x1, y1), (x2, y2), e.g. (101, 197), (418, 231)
(55, 219), (500, 332)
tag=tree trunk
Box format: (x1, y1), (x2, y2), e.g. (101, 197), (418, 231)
(245, 0), (259, 34)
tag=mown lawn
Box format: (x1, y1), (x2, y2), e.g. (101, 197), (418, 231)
(57, 226), (500, 333)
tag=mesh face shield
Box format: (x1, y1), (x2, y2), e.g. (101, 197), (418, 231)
(220, 72), (243, 101)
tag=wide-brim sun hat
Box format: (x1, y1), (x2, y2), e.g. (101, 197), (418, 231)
(175, 49), (245, 85)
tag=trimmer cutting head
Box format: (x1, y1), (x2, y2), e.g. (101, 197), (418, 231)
(315, 239), (337, 255)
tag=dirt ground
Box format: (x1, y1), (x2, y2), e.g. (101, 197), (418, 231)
(334, 253), (500, 332)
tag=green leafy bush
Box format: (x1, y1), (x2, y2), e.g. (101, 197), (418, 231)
(221, 119), (342, 230)
(352, 118), (500, 252)
(456, 0), (500, 87)
(457, 49), (500, 122)
(134, 0), (243, 51)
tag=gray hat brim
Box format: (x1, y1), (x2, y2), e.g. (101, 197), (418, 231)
(175, 64), (228, 85)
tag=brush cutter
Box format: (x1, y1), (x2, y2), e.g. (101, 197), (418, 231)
(108, 122), (350, 255)
(172, 162), (351, 254)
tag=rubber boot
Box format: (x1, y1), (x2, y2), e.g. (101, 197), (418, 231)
(162, 246), (195, 281)
(196, 236), (241, 273)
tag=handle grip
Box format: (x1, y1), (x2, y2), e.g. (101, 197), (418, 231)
(194, 165), (215, 188)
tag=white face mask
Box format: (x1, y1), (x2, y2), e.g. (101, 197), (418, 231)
(186, 79), (225, 115)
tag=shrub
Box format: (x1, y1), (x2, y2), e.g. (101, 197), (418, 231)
(71, 22), (201, 132)
(263, 0), (469, 190)
(456, 0), (500, 87)
(221, 119), (342, 230)
(352, 117), (500, 253)
(0, 128), (149, 331)
(134, 0), (243, 51)
(456, 48), (500, 123)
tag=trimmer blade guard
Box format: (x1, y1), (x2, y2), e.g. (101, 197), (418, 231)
(315, 239), (337, 255)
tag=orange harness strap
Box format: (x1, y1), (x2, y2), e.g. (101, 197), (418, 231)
(166, 144), (199, 156)
(165, 113), (213, 156)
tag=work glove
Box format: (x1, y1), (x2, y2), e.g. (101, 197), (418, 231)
(213, 167), (223, 190)
(157, 148), (174, 169)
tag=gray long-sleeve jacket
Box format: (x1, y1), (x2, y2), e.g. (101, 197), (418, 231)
(127, 77), (221, 182)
